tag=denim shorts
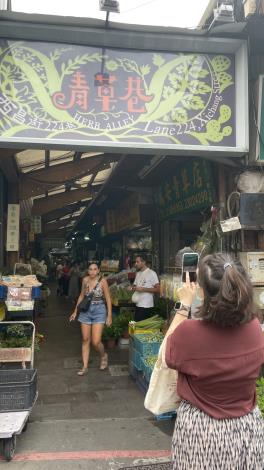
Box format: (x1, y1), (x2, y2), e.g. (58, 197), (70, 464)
(78, 301), (106, 325)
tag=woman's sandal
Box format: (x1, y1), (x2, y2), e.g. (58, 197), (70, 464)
(100, 353), (108, 370)
(77, 368), (88, 376)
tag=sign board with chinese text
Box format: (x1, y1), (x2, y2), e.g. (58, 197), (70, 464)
(6, 204), (20, 251)
(156, 160), (215, 220)
(106, 194), (141, 233)
(0, 39), (248, 155)
(31, 215), (42, 234)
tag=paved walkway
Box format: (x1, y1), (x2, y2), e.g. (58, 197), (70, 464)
(0, 287), (174, 468)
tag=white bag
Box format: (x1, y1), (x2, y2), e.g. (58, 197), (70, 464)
(144, 339), (181, 415)
(131, 291), (140, 304)
(144, 312), (187, 415)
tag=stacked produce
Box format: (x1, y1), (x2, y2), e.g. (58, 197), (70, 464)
(129, 313), (176, 421)
(130, 318), (164, 384)
(0, 275), (41, 287)
(142, 355), (158, 382)
(144, 355), (158, 369)
(160, 274), (180, 301)
(129, 315), (164, 335)
(107, 269), (135, 286)
(109, 282), (132, 306)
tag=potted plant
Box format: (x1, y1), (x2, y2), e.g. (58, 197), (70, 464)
(0, 324), (43, 362)
(102, 321), (123, 349)
(115, 309), (134, 339)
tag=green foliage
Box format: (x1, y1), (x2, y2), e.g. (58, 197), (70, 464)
(154, 298), (168, 319)
(256, 378), (264, 418)
(211, 55), (231, 73)
(188, 80), (211, 95)
(102, 318), (123, 341)
(60, 53), (102, 77)
(0, 325), (42, 351)
(140, 65), (151, 76)
(105, 60), (118, 71)
(153, 54), (165, 67)
(181, 94), (204, 111)
(115, 310), (134, 332)
(188, 104), (232, 145)
(211, 55), (233, 92)
(193, 215), (223, 256)
(110, 285), (132, 305)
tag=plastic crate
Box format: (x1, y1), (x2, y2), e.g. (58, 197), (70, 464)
(0, 285), (7, 300)
(142, 360), (153, 383)
(133, 334), (162, 357)
(135, 371), (148, 395)
(155, 411), (177, 421)
(0, 369), (37, 412)
(32, 286), (41, 299)
(130, 347), (143, 371)
(129, 360), (139, 380)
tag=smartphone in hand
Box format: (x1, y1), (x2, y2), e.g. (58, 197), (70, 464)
(182, 252), (199, 283)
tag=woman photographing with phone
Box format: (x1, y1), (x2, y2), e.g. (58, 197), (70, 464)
(166, 253), (264, 469)
(70, 262), (112, 376)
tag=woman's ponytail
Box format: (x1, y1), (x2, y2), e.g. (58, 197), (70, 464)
(197, 253), (256, 327)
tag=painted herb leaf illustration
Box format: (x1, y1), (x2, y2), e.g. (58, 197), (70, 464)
(0, 42), (235, 147)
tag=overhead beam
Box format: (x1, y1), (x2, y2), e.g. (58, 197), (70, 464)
(69, 154), (126, 235)
(44, 218), (79, 233)
(32, 188), (93, 215)
(0, 151), (19, 183)
(74, 152), (82, 161)
(42, 201), (86, 222)
(41, 229), (70, 239)
(19, 155), (114, 199)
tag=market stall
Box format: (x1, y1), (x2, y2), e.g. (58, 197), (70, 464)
(128, 316), (176, 420)
(0, 275), (41, 321)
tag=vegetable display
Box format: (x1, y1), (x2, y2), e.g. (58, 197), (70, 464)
(256, 377), (264, 418)
(110, 283), (132, 306)
(129, 315), (164, 331)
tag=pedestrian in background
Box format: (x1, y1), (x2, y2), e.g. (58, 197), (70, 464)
(68, 261), (80, 304)
(62, 260), (70, 298)
(166, 254), (264, 469)
(56, 259), (63, 296)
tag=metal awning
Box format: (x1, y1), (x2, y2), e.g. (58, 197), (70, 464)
(0, 147), (119, 237)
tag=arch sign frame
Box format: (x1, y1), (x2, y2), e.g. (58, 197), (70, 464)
(0, 37), (248, 157)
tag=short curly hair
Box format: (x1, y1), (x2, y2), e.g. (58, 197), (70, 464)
(196, 253), (256, 327)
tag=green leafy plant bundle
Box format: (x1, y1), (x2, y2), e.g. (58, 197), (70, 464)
(0, 324), (43, 351)
(102, 318), (123, 341)
(115, 310), (134, 333)
(256, 378), (264, 418)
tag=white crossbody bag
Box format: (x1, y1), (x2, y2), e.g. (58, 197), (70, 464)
(144, 313), (187, 415)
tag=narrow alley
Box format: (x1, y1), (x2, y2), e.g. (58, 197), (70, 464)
(1, 287), (173, 469)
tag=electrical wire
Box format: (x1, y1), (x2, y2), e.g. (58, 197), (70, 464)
(121, 0), (160, 14)
(227, 191), (240, 218)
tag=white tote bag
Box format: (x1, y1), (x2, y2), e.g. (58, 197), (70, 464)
(144, 340), (181, 415)
(131, 291), (140, 304)
(144, 313), (187, 415)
